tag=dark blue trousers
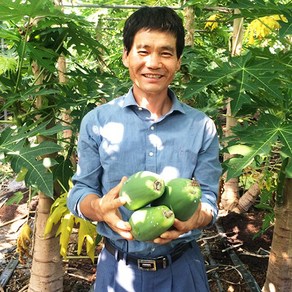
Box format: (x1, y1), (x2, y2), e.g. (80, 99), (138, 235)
(94, 242), (210, 292)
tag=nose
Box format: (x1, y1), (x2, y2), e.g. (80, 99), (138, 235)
(145, 54), (161, 69)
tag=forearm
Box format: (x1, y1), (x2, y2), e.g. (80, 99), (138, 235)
(78, 178), (132, 240)
(79, 194), (103, 222)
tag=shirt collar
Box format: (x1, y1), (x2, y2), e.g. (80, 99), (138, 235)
(122, 87), (186, 114)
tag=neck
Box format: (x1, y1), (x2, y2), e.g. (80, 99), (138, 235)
(134, 92), (172, 120)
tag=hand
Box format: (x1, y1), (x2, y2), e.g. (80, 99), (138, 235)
(80, 177), (133, 240)
(153, 202), (213, 244)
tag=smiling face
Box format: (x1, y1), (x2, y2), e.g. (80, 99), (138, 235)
(122, 29), (181, 99)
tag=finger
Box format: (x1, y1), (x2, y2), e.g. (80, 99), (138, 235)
(153, 237), (171, 244)
(107, 176), (128, 200)
(108, 196), (128, 209)
(116, 220), (132, 231)
(159, 228), (182, 241)
(108, 219), (133, 240)
(172, 218), (184, 230)
(120, 231), (133, 240)
(115, 176), (128, 192)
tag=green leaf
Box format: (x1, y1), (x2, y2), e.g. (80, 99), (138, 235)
(56, 212), (75, 259)
(0, 27), (20, 41)
(225, 115), (292, 180)
(184, 61), (237, 98)
(0, 125), (63, 197)
(279, 17), (292, 37)
(6, 191), (24, 205)
(53, 156), (74, 191)
(9, 141), (61, 197)
(75, 218), (97, 263)
(0, 0), (58, 21)
(26, 43), (58, 73)
(230, 0), (292, 19)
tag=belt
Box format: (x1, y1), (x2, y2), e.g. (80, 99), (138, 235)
(104, 238), (193, 271)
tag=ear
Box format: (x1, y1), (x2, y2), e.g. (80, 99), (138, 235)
(122, 49), (129, 68)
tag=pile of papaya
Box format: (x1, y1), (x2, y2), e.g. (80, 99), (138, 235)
(119, 171), (202, 241)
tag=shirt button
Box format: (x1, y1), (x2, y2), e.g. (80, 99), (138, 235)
(149, 151), (154, 157)
(138, 107), (143, 111)
(150, 126), (155, 130)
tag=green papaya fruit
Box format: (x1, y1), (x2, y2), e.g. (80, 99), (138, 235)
(129, 205), (174, 241)
(152, 178), (202, 221)
(120, 171), (165, 210)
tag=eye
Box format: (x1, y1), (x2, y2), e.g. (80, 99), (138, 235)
(161, 51), (173, 57)
(138, 50), (148, 56)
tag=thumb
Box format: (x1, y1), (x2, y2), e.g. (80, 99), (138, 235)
(113, 176), (128, 193)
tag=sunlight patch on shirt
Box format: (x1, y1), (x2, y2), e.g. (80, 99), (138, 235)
(92, 125), (100, 135)
(100, 122), (124, 144)
(100, 122), (124, 155)
(160, 167), (180, 182)
(103, 141), (120, 156)
(148, 134), (164, 151)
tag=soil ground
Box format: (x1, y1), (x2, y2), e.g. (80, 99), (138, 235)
(0, 188), (273, 292)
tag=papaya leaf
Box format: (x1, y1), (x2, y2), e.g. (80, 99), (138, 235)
(75, 218), (97, 263)
(53, 156), (74, 191)
(0, 125), (62, 197)
(8, 140), (61, 197)
(6, 191), (24, 205)
(278, 125), (292, 158)
(44, 193), (98, 261)
(44, 193), (67, 235)
(0, 120), (69, 196)
(56, 212), (75, 259)
(0, 120), (66, 145)
(26, 43), (58, 73)
(230, 0), (291, 19)
(50, 193), (67, 212)
(44, 205), (68, 236)
(0, 28), (20, 41)
(15, 167), (28, 182)
(24, 121), (69, 138)
(279, 18), (292, 37)
(225, 115), (292, 180)
(0, 0), (59, 21)
(184, 60), (237, 99)
(185, 49), (290, 115)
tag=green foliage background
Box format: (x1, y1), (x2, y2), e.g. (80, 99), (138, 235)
(0, 0), (291, 217)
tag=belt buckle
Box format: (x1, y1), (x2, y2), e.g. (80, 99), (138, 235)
(137, 259), (157, 271)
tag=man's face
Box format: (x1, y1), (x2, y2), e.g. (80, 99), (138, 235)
(122, 29), (181, 98)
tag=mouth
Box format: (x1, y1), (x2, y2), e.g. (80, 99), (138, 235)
(143, 74), (163, 79)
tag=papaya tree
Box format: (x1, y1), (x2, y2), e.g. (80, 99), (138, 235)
(0, 0), (113, 290)
(181, 0), (291, 289)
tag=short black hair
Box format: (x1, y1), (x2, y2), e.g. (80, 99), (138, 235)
(123, 6), (185, 58)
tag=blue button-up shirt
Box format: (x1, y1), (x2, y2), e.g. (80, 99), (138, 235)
(67, 88), (222, 257)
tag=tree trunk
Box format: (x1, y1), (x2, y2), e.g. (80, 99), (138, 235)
(58, 54), (72, 142)
(184, 4), (195, 47)
(28, 193), (63, 292)
(263, 178), (292, 291)
(220, 9), (243, 211)
(28, 60), (64, 291)
(232, 182), (261, 213)
(220, 100), (239, 211)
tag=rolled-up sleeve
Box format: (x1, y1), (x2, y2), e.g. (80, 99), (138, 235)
(67, 111), (102, 218)
(194, 119), (222, 226)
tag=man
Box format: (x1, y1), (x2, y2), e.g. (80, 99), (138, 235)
(67, 6), (221, 292)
